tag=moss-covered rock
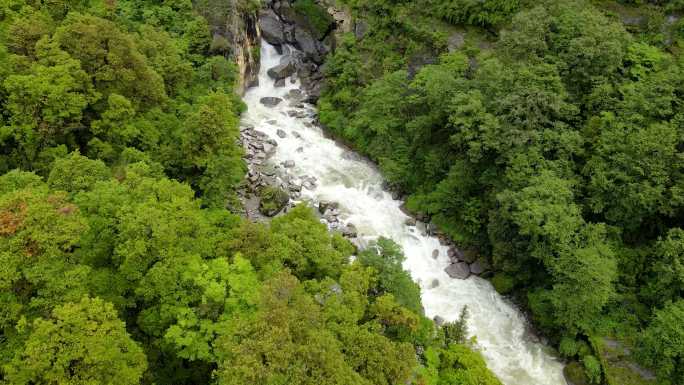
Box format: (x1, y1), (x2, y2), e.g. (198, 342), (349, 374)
(564, 361), (591, 385)
(291, 0), (334, 40)
(258, 186), (289, 216)
(592, 337), (657, 385)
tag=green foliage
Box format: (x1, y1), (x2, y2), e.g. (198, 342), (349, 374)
(637, 300), (684, 384)
(3, 297), (147, 385)
(0, 0), (246, 208)
(47, 151), (111, 193)
(582, 355), (603, 384)
(357, 237), (423, 314)
(320, 0), (684, 380)
(490, 273), (515, 295)
(421, 344), (503, 385)
(293, 0), (334, 39)
(435, 0), (520, 27)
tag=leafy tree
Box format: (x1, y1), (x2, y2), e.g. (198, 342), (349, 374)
(637, 300), (684, 384)
(3, 297), (147, 385)
(47, 151), (111, 193)
(53, 12), (165, 103)
(357, 237), (423, 314)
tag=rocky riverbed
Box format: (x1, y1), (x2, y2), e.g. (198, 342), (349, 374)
(237, 43), (491, 279)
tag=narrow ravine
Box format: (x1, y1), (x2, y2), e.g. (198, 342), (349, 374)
(241, 41), (568, 385)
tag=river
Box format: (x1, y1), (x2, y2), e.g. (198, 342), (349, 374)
(240, 40), (568, 385)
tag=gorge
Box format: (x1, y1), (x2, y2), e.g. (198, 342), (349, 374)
(240, 38), (568, 385)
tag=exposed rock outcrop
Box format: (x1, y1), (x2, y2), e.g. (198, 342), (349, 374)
(197, 0), (261, 94)
(258, 0), (354, 102)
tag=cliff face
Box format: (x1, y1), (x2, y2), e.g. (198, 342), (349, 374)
(258, 0), (353, 101)
(229, 10), (261, 93)
(198, 0), (354, 95)
(196, 0), (262, 94)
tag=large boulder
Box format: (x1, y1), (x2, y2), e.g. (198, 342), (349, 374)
(445, 262), (471, 280)
(294, 28), (327, 64)
(260, 97), (283, 107)
(318, 201), (339, 214)
(259, 9), (285, 46)
(340, 223), (358, 238)
(470, 260), (486, 275)
(267, 56), (297, 80)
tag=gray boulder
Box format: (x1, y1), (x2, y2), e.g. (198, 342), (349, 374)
(259, 9), (285, 46)
(274, 78), (286, 87)
(294, 28), (327, 64)
(260, 97), (283, 107)
(445, 262), (471, 280)
(276, 129), (287, 138)
(470, 260), (485, 275)
(318, 201), (339, 214)
(341, 223), (358, 238)
(432, 249), (439, 259)
(433, 315), (445, 326)
(267, 57), (296, 80)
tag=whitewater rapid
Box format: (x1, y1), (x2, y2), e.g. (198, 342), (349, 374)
(240, 41), (567, 385)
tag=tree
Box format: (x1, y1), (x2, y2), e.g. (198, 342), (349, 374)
(47, 151), (111, 193)
(3, 297), (147, 385)
(214, 273), (373, 385)
(637, 300), (684, 385)
(357, 237), (423, 314)
(52, 12), (165, 107)
(641, 228), (684, 307)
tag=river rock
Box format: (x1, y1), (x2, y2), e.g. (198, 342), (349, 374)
(296, 146), (304, 153)
(432, 249), (439, 259)
(286, 89), (304, 101)
(276, 129), (287, 138)
(259, 9), (285, 46)
(447, 248), (463, 264)
(433, 315), (445, 326)
(429, 279), (439, 289)
(283, 160), (295, 168)
(294, 28), (327, 64)
(470, 260), (486, 275)
(445, 262), (471, 280)
(260, 97), (283, 107)
(267, 57), (296, 80)
(341, 223), (358, 238)
(318, 201), (339, 214)
(274, 78), (286, 87)
(263, 142), (276, 154)
(405, 217), (416, 226)
(426, 222), (437, 236)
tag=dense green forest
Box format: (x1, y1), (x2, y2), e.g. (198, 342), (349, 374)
(319, 0), (684, 384)
(2, 0), (684, 384)
(0, 1), (504, 385)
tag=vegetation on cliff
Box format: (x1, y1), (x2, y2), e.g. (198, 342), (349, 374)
(319, 0), (684, 384)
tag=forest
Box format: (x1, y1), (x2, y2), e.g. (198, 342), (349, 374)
(319, 0), (684, 384)
(0, 0), (502, 385)
(1, 0), (683, 384)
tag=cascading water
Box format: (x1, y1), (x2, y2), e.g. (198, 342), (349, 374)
(241, 40), (568, 385)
